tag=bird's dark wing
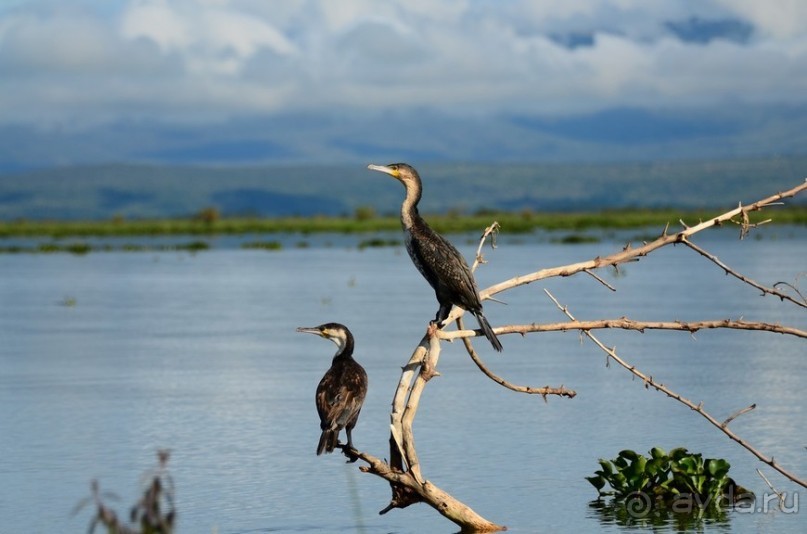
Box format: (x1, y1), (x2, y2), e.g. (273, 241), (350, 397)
(408, 220), (482, 311)
(315, 373), (334, 428)
(316, 362), (368, 432)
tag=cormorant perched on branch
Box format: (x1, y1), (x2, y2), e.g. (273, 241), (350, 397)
(297, 323), (368, 456)
(367, 163), (503, 352)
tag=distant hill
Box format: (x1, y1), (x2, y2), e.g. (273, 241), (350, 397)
(1, 157), (805, 221)
(3, 106), (807, 173)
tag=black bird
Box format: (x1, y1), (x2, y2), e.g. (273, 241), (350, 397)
(296, 323), (368, 456)
(367, 163), (503, 352)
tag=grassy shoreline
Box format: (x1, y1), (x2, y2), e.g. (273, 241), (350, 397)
(2, 206), (805, 238)
(1, 207), (804, 253)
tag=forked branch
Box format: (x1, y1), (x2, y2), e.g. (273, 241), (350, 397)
(458, 224), (576, 398)
(544, 289), (807, 489)
(351, 328), (506, 532)
(456, 316), (577, 399)
(343, 179), (805, 532)
(682, 237), (807, 308)
(481, 180), (807, 299)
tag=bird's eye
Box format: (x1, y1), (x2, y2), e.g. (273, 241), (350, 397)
(390, 164), (398, 170)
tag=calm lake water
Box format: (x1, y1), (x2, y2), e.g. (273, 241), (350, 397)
(1, 227), (805, 533)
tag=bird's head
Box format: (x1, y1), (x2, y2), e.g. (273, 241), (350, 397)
(367, 163), (421, 189)
(297, 322), (353, 353)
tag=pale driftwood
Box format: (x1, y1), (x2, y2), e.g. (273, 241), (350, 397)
(354, 330), (506, 532)
(342, 179), (806, 531)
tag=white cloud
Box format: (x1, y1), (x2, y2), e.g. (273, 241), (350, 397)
(716, 0), (807, 39)
(0, 0), (806, 126)
(120, 0), (296, 76)
(120, 1), (192, 53)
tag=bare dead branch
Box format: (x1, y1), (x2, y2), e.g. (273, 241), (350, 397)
(389, 340), (428, 475)
(481, 180), (807, 300)
(355, 441), (505, 531)
(543, 289), (807, 489)
(357, 323), (506, 531)
(439, 318), (807, 342)
(399, 331), (442, 486)
(734, 208), (773, 239)
(773, 279), (807, 306)
(682, 237), (807, 308)
(721, 404), (756, 427)
(472, 221), (500, 271)
(757, 468), (788, 510)
(739, 204), (751, 238)
(348, 180), (806, 531)
(583, 268), (616, 291)
(456, 316), (577, 399)
(349, 218), (512, 531)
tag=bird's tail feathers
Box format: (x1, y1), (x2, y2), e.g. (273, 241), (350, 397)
(475, 311), (503, 352)
(317, 429), (339, 455)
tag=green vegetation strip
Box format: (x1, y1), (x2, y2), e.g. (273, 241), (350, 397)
(0, 241), (211, 255)
(2, 206), (804, 238)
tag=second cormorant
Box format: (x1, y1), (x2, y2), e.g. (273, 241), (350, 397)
(297, 322), (368, 456)
(367, 163), (503, 352)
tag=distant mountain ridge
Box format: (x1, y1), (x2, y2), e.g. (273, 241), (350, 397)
(1, 157), (805, 221)
(3, 105), (807, 174)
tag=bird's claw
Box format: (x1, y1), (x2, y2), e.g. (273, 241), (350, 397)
(427, 321), (441, 337)
(341, 445), (360, 463)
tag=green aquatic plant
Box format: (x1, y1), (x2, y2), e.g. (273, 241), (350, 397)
(175, 240), (209, 252)
(551, 233), (601, 244)
(241, 240), (283, 251)
(65, 242), (92, 255)
(357, 237), (401, 249)
(586, 447), (753, 517)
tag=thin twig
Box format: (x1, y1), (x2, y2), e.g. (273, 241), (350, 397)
(543, 288), (807, 489)
(456, 316), (576, 399)
(583, 268), (616, 291)
(721, 404), (756, 427)
(734, 210), (772, 239)
(756, 468), (787, 510)
(472, 221), (500, 271)
(682, 237), (807, 308)
(773, 280), (807, 306)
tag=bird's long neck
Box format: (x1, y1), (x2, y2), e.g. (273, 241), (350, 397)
(332, 332), (355, 363)
(400, 178), (423, 230)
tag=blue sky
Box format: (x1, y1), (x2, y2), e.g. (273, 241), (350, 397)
(1, 0), (807, 167)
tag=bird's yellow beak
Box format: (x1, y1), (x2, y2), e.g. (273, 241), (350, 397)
(367, 164), (399, 178)
(296, 326), (324, 337)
